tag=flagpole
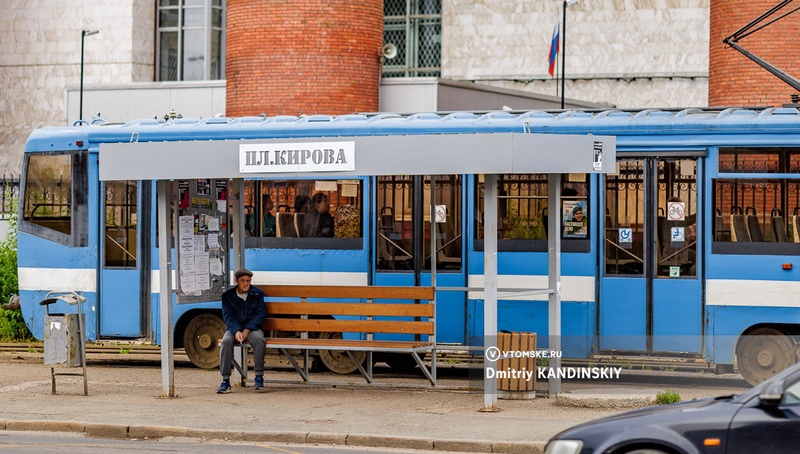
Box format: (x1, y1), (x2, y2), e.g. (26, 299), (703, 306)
(556, 45), (559, 99)
(561, 0), (566, 109)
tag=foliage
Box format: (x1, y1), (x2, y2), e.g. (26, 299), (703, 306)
(0, 206), (19, 305)
(656, 390), (682, 405)
(0, 307), (31, 342)
(504, 209), (544, 239)
(335, 204), (361, 238)
(0, 200), (30, 342)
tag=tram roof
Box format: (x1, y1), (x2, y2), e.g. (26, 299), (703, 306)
(23, 106), (800, 180)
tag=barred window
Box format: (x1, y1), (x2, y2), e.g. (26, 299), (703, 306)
(242, 179), (363, 250)
(157, 0), (226, 81)
(713, 147), (800, 254)
(475, 174), (590, 253)
(383, 0), (441, 78)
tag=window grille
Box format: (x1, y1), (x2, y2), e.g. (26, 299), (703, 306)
(383, 0), (441, 78)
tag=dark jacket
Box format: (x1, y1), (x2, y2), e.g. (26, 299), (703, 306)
(221, 285), (266, 333)
(301, 209), (334, 237)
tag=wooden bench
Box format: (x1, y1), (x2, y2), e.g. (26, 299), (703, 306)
(256, 285), (436, 385)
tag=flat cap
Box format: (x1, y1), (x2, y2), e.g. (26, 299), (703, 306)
(234, 268), (253, 279)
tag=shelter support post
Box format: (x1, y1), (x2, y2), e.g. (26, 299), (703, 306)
(157, 179), (175, 397)
(430, 177), (436, 288)
(547, 174), (562, 397)
(483, 174), (498, 411)
(232, 178), (245, 274)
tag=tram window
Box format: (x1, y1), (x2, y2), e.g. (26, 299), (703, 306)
(104, 181), (137, 268)
(474, 174), (589, 253)
(376, 175), (462, 272)
(19, 150), (88, 247)
(243, 179), (363, 249)
(718, 147), (788, 173)
(713, 178), (800, 254)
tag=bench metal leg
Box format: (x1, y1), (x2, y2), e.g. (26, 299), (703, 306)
(278, 348), (309, 381)
(348, 351), (373, 384)
(412, 351), (436, 386)
(232, 344), (248, 387)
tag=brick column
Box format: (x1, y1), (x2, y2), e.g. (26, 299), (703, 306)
(710, 0), (800, 107)
(226, 0), (384, 117)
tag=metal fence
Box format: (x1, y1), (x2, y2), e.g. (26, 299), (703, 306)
(0, 176), (20, 220)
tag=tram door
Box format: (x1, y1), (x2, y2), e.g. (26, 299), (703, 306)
(374, 175), (467, 344)
(99, 180), (150, 337)
(600, 158), (702, 354)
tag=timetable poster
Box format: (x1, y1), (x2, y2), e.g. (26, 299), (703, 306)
(175, 179), (229, 304)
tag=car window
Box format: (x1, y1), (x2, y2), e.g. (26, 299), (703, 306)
(782, 380), (800, 405)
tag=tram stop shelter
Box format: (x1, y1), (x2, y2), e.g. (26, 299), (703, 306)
(99, 131), (616, 410)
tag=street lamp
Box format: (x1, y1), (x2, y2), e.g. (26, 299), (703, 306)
(561, 0), (579, 109)
(79, 29), (100, 124)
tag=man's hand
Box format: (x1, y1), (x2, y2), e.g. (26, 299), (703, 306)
(235, 330), (249, 343)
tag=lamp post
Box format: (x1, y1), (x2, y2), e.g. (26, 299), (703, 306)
(561, 0), (578, 109)
(80, 29), (100, 124)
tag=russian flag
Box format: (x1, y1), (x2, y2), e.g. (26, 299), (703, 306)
(548, 23), (560, 78)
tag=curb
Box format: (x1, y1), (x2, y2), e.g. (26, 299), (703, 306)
(0, 419), (547, 453)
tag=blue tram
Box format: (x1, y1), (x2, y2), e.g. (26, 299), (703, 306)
(17, 108), (800, 384)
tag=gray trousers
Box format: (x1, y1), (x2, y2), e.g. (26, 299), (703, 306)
(219, 329), (265, 380)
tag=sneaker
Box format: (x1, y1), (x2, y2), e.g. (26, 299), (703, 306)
(216, 381), (232, 394)
(254, 376), (264, 390)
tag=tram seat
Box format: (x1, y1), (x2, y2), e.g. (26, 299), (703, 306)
(378, 213), (411, 269)
(793, 213), (800, 243)
(745, 207), (764, 242)
(277, 212), (297, 237)
(771, 209), (788, 242)
(542, 207), (548, 237)
(294, 213), (305, 237)
(714, 209), (730, 242)
(730, 207), (750, 242)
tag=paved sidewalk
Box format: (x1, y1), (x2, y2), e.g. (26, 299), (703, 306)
(0, 352), (748, 453)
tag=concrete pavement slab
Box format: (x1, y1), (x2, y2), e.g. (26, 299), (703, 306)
(0, 352), (749, 452)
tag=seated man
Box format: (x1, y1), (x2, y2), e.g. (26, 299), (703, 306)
(217, 268), (266, 393)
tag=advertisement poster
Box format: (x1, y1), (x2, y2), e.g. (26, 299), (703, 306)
(562, 200), (588, 238)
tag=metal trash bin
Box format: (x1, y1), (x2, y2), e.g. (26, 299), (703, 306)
(497, 331), (536, 400)
(40, 291), (88, 395)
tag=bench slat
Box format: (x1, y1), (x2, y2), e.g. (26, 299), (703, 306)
(266, 302), (434, 317)
(265, 338), (434, 350)
(264, 318), (434, 335)
(259, 285), (434, 300)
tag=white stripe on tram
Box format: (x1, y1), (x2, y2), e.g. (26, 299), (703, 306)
(18, 267), (97, 293)
(467, 274), (596, 302)
(707, 279), (800, 308)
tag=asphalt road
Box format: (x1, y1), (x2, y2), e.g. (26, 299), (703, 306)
(0, 431), (468, 454)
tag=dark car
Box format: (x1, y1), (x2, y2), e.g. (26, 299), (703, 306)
(544, 362), (800, 454)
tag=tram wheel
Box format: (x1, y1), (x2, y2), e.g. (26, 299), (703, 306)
(736, 327), (797, 387)
(317, 332), (366, 375)
(183, 313), (225, 369)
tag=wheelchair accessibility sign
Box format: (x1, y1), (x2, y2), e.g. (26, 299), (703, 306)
(619, 228), (632, 249)
(671, 226), (685, 242)
(671, 226), (685, 247)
